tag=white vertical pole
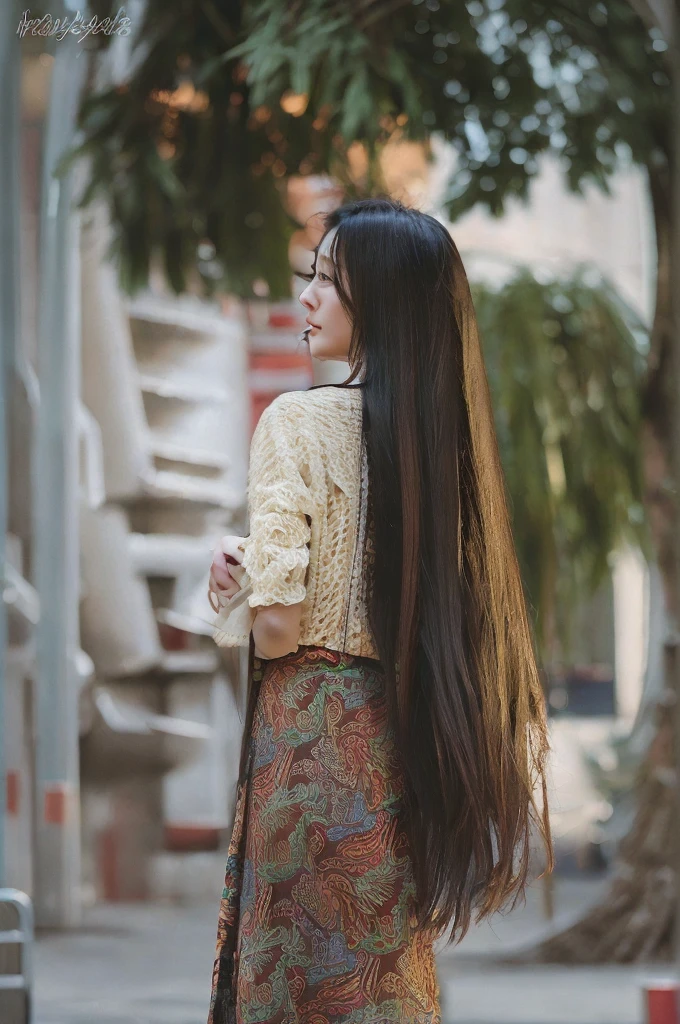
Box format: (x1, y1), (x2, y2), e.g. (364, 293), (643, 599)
(671, 0), (680, 1008)
(33, 14), (88, 927)
(0, 0), (23, 887)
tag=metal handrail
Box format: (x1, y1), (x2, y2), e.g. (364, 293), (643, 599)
(0, 888), (33, 1023)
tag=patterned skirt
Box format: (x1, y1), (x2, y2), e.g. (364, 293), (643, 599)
(208, 641), (441, 1024)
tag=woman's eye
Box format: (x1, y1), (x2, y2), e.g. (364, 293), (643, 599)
(297, 269), (333, 284)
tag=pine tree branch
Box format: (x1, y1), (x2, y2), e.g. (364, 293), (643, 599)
(627, 0), (672, 38)
(200, 0), (238, 45)
(322, 0), (412, 31)
(355, 0), (413, 29)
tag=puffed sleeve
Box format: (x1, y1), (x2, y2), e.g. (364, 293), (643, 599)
(241, 398), (314, 608)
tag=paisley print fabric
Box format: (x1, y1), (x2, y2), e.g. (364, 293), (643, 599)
(208, 643), (441, 1024)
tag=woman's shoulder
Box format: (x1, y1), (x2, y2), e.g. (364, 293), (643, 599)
(254, 387), (363, 495)
(269, 384), (362, 409)
(263, 385), (362, 428)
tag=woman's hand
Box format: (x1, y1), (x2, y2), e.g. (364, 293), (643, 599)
(208, 535), (247, 613)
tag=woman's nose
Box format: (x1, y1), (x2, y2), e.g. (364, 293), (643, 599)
(298, 284), (315, 311)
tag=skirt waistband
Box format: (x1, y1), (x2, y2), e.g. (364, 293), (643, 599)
(253, 643), (383, 674)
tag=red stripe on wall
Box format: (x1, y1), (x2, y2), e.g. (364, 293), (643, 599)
(164, 824), (222, 853)
(98, 827), (119, 901)
(6, 771), (19, 816)
(44, 784), (70, 825)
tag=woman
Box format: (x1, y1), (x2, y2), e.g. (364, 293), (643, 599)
(206, 197), (553, 1024)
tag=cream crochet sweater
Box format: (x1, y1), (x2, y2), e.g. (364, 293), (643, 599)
(212, 385), (379, 660)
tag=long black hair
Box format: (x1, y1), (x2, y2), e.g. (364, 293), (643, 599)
(299, 196), (553, 943)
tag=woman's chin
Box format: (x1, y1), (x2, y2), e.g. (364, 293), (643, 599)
(308, 340), (350, 362)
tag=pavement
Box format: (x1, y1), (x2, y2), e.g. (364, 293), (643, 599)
(32, 872), (664, 1024)
(434, 874), (656, 1024)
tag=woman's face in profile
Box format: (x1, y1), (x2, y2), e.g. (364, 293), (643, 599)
(298, 226), (353, 362)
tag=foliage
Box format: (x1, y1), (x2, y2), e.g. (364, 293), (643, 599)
(234, 0), (670, 213)
(60, 1), (303, 296)
(59, 0), (670, 298)
(473, 266), (651, 659)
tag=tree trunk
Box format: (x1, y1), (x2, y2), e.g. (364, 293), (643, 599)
(513, 164), (677, 965)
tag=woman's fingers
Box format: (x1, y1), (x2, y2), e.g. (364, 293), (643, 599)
(208, 572), (239, 613)
(219, 535), (246, 564)
(208, 557), (240, 610)
(211, 559), (234, 591)
(208, 535), (246, 613)
(210, 567), (238, 594)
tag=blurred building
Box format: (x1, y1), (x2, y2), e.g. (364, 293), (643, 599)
(1, 35), (322, 925)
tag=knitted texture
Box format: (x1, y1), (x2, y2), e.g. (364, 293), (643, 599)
(212, 386), (378, 659)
